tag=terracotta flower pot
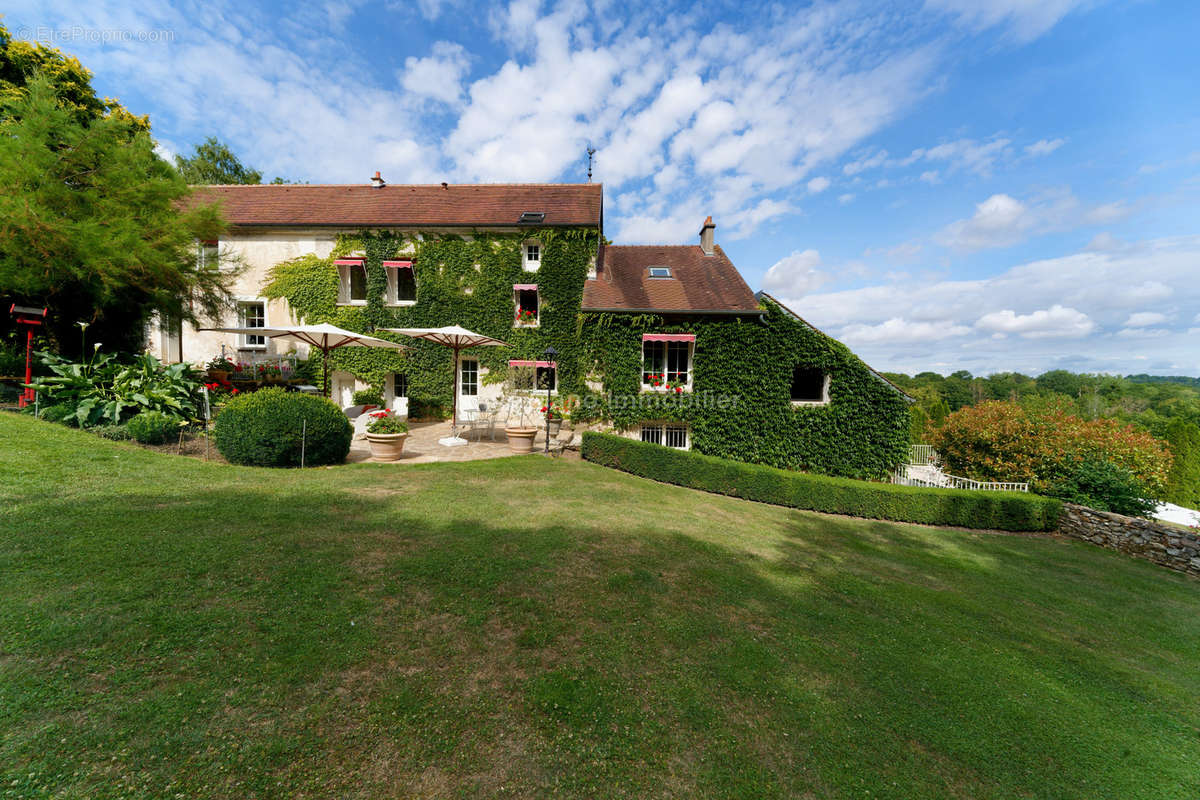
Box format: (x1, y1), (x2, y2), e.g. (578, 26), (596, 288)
(505, 426), (538, 454)
(546, 419), (562, 436)
(366, 432), (408, 461)
(208, 369), (230, 382)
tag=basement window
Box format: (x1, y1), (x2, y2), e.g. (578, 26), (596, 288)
(640, 421), (689, 450)
(791, 367), (830, 405)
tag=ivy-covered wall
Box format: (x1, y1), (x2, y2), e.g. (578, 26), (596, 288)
(258, 230), (909, 479)
(260, 228), (598, 412)
(578, 298), (911, 479)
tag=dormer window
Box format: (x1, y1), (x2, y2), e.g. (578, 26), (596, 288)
(518, 211), (546, 224)
(648, 266), (672, 278)
(523, 242), (541, 272)
(335, 258), (368, 305)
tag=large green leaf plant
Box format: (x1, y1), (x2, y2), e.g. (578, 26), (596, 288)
(26, 350), (203, 427)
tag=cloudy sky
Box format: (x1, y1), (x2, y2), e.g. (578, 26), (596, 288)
(7, 0), (1199, 376)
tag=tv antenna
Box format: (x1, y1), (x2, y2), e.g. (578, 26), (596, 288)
(586, 146), (596, 182)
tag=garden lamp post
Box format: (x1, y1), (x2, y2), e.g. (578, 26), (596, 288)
(542, 345), (557, 454)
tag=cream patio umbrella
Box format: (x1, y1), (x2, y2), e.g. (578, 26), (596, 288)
(201, 323), (408, 397)
(380, 325), (507, 446)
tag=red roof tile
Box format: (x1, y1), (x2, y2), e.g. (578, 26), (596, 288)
(582, 244), (760, 313)
(187, 183), (603, 228)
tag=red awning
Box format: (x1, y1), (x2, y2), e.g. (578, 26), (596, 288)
(382, 260), (413, 269)
(508, 359), (557, 368)
(642, 333), (696, 342)
(513, 283), (538, 291)
(333, 258), (365, 266)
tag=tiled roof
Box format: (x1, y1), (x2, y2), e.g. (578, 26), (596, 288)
(187, 183), (603, 228)
(582, 244), (761, 313)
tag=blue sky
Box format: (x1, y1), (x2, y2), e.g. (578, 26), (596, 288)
(7, 0), (1200, 376)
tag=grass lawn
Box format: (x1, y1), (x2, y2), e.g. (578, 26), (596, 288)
(2, 412), (1199, 799)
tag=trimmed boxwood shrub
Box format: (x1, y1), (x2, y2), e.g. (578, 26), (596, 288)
(127, 411), (179, 445)
(214, 387), (351, 467)
(582, 432), (1062, 532)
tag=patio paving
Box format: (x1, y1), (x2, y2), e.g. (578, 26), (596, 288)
(347, 420), (555, 464)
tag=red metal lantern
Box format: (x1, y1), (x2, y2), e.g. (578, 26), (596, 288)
(9, 304), (47, 408)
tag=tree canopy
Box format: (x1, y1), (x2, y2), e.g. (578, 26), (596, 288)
(174, 136), (263, 185)
(0, 24), (232, 357)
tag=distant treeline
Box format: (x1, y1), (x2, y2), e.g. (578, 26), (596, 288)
(883, 369), (1200, 507)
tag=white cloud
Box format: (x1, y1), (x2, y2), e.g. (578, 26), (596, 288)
(919, 170), (940, 184)
(761, 249), (829, 298)
(907, 136), (1011, 177)
(777, 236), (1200, 375)
(1085, 232), (1122, 251)
(401, 41), (471, 105)
(807, 176), (831, 194)
(924, 0), (1093, 42)
(936, 189), (1131, 252)
(1025, 137), (1066, 157)
(838, 193), (856, 205)
(936, 193), (1032, 250)
(843, 149), (888, 175)
(840, 318), (971, 345)
(1116, 327), (1170, 339)
(1124, 312), (1167, 327)
(975, 305), (1095, 339)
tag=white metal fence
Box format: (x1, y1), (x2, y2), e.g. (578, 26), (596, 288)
(893, 448), (1029, 493)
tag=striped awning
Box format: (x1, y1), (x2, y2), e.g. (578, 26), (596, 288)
(642, 333), (695, 342)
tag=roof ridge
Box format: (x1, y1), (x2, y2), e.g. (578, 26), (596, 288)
(190, 182), (603, 189)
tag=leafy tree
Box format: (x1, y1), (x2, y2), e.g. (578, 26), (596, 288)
(1162, 419), (1200, 508)
(1046, 460), (1157, 518)
(175, 136), (262, 184)
(0, 74), (231, 356)
(0, 24), (147, 131)
(928, 400), (1172, 498)
(1037, 369), (1085, 397)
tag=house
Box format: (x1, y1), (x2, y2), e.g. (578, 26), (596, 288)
(156, 177), (910, 478)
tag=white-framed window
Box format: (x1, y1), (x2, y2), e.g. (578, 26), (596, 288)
(460, 358), (479, 396)
(238, 300), (267, 349)
(197, 239), (219, 270)
(791, 367), (830, 405)
(336, 259), (368, 305)
(384, 261), (417, 305)
(642, 337), (693, 390)
(514, 285), (539, 327)
(523, 241), (541, 272)
(640, 421), (689, 450)
(391, 373), (408, 398)
(508, 360), (556, 393)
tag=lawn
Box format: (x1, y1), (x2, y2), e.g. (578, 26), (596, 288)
(1, 412), (1198, 799)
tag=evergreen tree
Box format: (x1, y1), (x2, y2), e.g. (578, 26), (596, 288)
(1163, 419), (1200, 508)
(175, 136), (263, 185)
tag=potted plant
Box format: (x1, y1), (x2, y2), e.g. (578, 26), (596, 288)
(364, 409), (409, 461)
(541, 400), (564, 436)
(206, 356), (236, 382)
(501, 371), (538, 453)
(514, 308), (537, 326)
(257, 363), (284, 383)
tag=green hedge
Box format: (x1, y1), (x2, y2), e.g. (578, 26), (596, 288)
(214, 388), (351, 467)
(581, 432), (1062, 532)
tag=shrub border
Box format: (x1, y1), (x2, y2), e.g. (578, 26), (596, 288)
(581, 432), (1062, 532)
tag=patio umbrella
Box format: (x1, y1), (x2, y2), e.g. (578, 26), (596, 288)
(380, 325), (507, 446)
(200, 323), (408, 397)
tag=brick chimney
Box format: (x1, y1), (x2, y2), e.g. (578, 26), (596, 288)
(699, 216), (715, 256)
(370, 171), (385, 188)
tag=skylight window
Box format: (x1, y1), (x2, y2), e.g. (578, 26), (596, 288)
(648, 266), (672, 278)
(518, 211), (546, 224)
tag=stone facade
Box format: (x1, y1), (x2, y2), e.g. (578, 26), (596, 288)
(1057, 503), (1200, 578)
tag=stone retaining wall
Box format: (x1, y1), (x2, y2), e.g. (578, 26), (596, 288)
(1058, 503), (1200, 578)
